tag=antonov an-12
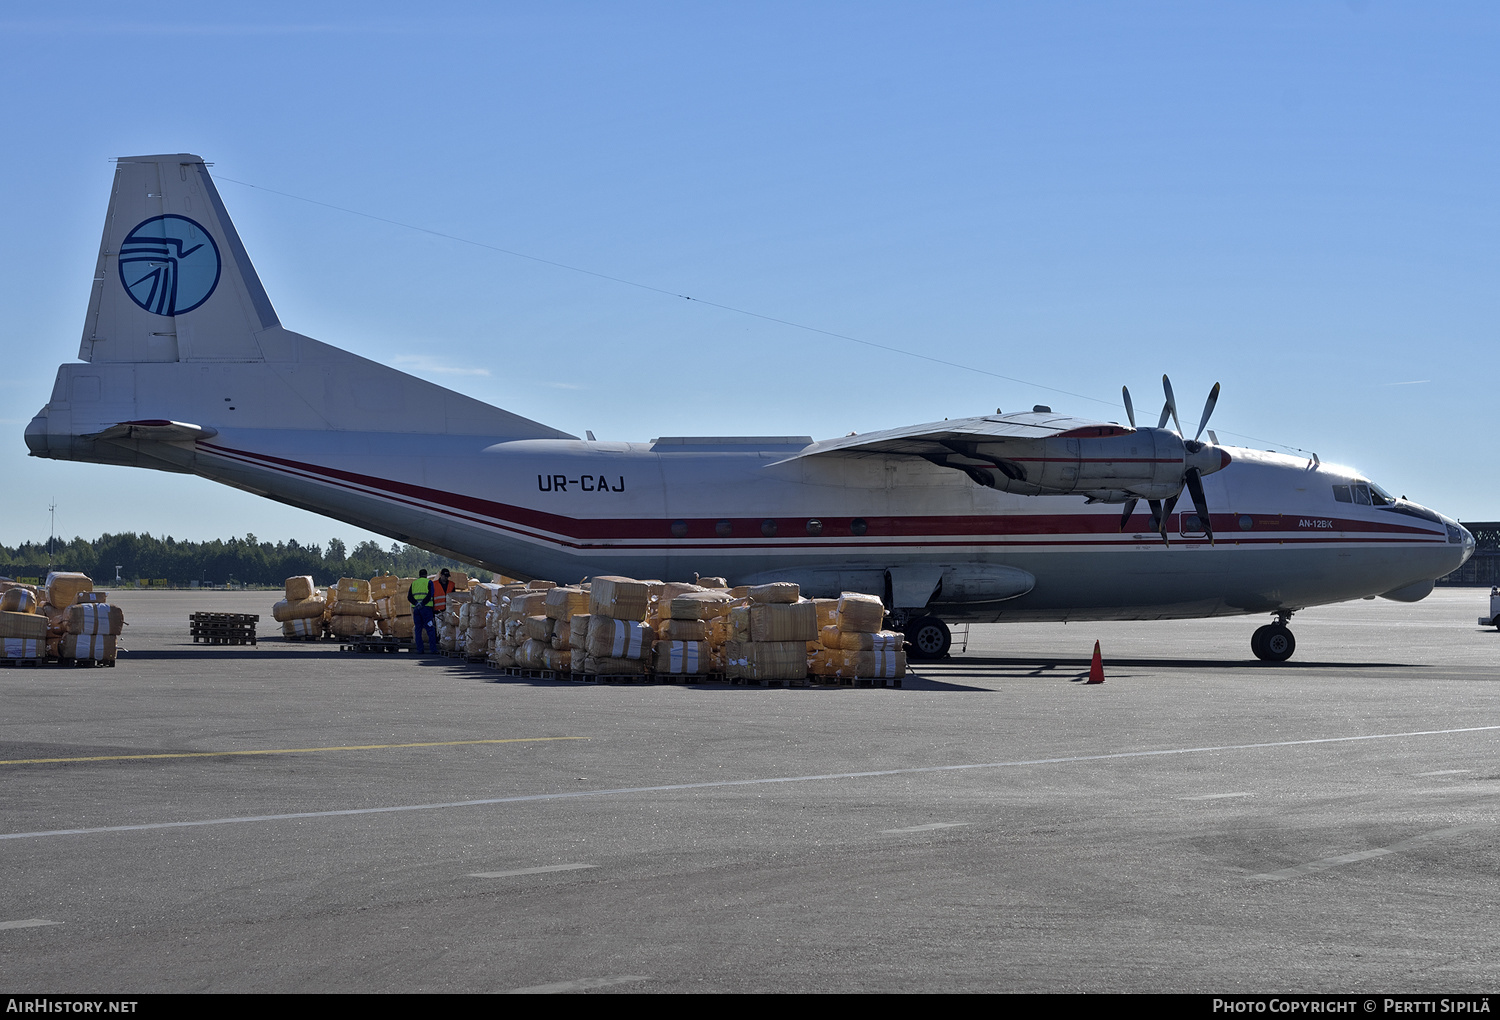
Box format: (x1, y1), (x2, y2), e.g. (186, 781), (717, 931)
(25, 154), (1476, 661)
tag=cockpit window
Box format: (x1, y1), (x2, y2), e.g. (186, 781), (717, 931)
(1334, 481), (1393, 506)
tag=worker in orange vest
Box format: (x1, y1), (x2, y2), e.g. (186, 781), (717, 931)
(432, 568), (456, 615)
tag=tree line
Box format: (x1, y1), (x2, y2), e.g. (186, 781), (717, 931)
(0, 533), (493, 587)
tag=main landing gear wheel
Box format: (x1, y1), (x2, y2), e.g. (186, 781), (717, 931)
(1251, 624), (1295, 662)
(904, 616), (952, 660)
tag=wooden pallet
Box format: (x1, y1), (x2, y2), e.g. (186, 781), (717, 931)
(56, 657), (115, 668)
(339, 636), (419, 653)
(0, 657), (46, 668)
(189, 612), (259, 645)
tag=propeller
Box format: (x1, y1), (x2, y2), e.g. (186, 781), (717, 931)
(1118, 376), (1224, 545)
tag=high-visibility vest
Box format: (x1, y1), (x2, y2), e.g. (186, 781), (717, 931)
(410, 577), (432, 605)
(433, 576), (455, 612)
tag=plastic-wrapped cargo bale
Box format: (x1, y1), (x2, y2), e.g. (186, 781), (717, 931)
(0, 611), (48, 640)
(746, 582), (800, 604)
(1, 636), (45, 658)
(525, 579), (556, 591)
(508, 590), (549, 621)
(585, 617), (653, 661)
(542, 646), (572, 672)
(65, 603), (124, 636)
(669, 590), (734, 621)
(749, 601), (817, 642)
(334, 577), (372, 602)
(282, 618), (322, 640)
(568, 614), (591, 654)
(813, 599), (839, 630)
(61, 632), (116, 662)
(821, 627), (904, 652)
(543, 586), (590, 621)
(380, 615), (414, 640)
(449, 571), (472, 590)
(807, 642), (840, 679)
(330, 599), (379, 619)
(588, 576), (650, 621)
(330, 615), (377, 638)
(658, 618), (708, 642)
(551, 618), (572, 650)
(284, 575), (316, 601)
(45, 572), (93, 608)
(0, 588), (38, 614)
(655, 640), (711, 675)
(837, 649), (907, 680)
(515, 638), (550, 668)
(74, 591), (108, 604)
(695, 576), (729, 589)
(273, 596), (328, 623)
(836, 592), (886, 633)
(725, 640), (807, 681)
(369, 575), (404, 600)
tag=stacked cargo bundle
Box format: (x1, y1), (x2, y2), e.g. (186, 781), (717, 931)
(274, 575), (328, 640)
(502, 588), (550, 668)
(724, 583), (816, 683)
(0, 583), (48, 660)
(328, 577), (378, 639)
(40, 572), (98, 658)
(817, 592), (905, 682)
(654, 587), (734, 677)
(458, 589), (492, 659)
(485, 584), (528, 666)
(540, 584), (589, 674)
(369, 575), (414, 640)
(583, 576), (655, 676)
(61, 602), (124, 663)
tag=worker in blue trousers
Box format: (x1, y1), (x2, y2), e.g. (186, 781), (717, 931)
(408, 569), (437, 653)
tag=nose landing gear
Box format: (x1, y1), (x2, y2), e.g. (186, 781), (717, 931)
(1251, 611), (1296, 662)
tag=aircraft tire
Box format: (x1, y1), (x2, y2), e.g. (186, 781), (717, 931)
(1252, 624), (1295, 662)
(905, 617), (952, 660)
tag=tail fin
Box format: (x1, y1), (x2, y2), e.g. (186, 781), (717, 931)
(82, 153), (279, 364)
(30, 153), (571, 461)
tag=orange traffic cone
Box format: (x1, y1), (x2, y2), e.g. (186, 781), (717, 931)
(1085, 640), (1105, 684)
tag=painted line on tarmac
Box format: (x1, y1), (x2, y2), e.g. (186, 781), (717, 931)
(4, 724), (1498, 843)
(1416, 769), (1471, 776)
(1180, 792), (1255, 800)
(507, 975), (649, 994)
(471, 864), (596, 879)
(882, 822), (968, 834)
(1247, 822), (1494, 882)
(0, 736), (588, 766)
(0, 919), (62, 931)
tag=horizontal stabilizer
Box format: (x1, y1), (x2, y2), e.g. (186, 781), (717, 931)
(84, 420), (218, 443)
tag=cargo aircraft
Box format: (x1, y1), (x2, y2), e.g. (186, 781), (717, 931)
(25, 154), (1476, 661)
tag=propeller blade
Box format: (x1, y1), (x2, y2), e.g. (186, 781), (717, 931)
(1185, 467), (1214, 544)
(1158, 402), (1171, 429)
(1162, 375), (1182, 435)
(1148, 499), (1163, 534)
(1152, 495), (1179, 545)
(1122, 386), (1136, 429)
(1118, 497), (1139, 532)
(1194, 382), (1221, 442)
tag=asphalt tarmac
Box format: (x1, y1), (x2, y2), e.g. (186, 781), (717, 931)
(1, 588), (1496, 993)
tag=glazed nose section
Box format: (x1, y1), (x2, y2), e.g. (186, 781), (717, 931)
(1448, 518), (1476, 562)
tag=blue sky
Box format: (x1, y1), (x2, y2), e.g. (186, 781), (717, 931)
(3, 1), (1496, 550)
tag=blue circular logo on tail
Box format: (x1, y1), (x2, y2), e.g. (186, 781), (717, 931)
(118, 214), (222, 316)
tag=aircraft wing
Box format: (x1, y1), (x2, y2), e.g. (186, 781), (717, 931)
(773, 410), (1130, 464)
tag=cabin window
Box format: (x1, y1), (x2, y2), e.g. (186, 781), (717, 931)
(1332, 484), (1352, 503)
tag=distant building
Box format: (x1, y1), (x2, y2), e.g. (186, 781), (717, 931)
(1438, 522), (1499, 586)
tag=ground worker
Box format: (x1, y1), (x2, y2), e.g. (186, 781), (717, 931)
(408, 569), (436, 653)
(433, 567), (456, 616)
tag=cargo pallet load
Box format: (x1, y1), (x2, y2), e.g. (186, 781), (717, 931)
(2, 572), (126, 667)
(189, 612), (259, 645)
